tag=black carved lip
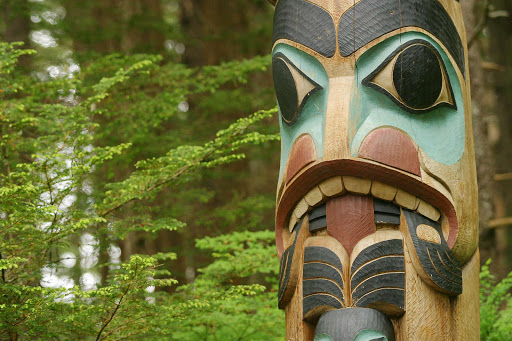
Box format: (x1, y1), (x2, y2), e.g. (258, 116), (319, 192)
(275, 158), (458, 256)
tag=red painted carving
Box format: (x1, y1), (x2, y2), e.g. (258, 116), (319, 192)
(285, 134), (317, 183)
(358, 128), (421, 176)
(326, 194), (375, 256)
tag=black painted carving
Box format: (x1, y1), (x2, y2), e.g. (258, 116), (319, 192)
(303, 294), (343, 323)
(303, 262), (343, 285)
(354, 288), (405, 313)
(273, 0), (336, 58)
(278, 218), (304, 308)
(373, 199), (401, 225)
(362, 40), (456, 114)
(304, 246), (343, 273)
(351, 256), (404, 288)
(338, 0), (465, 78)
(393, 44), (443, 109)
(272, 57), (297, 123)
(302, 246), (345, 322)
(272, 52), (323, 125)
(374, 213), (401, 226)
(350, 239), (405, 314)
(309, 203), (327, 232)
(303, 278), (343, 300)
(314, 308), (396, 341)
(403, 209), (462, 295)
(352, 272), (405, 301)
(351, 239), (403, 273)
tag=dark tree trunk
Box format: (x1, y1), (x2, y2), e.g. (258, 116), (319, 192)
(461, 1), (496, 264)
(487, 0), (512, 276)
(2, 0), (31, 67)
(62, 0), (165, 55)
(179, 0), (270, 66)
(462, 0), (512, 277)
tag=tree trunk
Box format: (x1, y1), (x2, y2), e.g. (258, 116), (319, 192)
(461, 0), (494, 264)
(487, 0), (512, 276)
(461, 0), (512, 276)
(62, 0), (165, 55)
(2, 0), (31, 66)
(180, 0), (270, 65)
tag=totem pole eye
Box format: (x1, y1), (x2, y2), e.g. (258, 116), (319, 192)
(272, 52), (323, 125)
(362, 40), (456, 114)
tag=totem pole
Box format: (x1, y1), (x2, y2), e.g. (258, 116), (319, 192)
(271, 0), (479, 340)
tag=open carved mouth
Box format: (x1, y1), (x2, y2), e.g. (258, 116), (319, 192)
(275, 158), (458, 256)
(288, 175), (441, 231)
(276, 159), (463, 323)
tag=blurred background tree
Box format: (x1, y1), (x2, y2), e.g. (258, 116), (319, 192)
(461, 0), (512, 278)
(0, 0), (511, 340)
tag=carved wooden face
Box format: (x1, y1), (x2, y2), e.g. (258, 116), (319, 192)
(272, 0), (478, 329)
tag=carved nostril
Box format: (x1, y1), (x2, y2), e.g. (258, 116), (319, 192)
(358, 128), (421, 176)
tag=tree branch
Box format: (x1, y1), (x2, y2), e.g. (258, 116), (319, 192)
(468, 0), (490, 48)
(0, 253), (5, 282)
(95, 265), (137, 341)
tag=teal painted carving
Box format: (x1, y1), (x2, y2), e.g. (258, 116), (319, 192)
(314, 333), (333, 341)
(272, 43), (329, 179)
(313, 330), (388, 341)
(349, 32), (465, 165)
(354, 329), (388, 341)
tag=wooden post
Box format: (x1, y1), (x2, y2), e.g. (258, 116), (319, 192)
(270, 0), (479, 340)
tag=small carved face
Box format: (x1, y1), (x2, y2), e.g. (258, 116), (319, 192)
(272, 0), (477, 266)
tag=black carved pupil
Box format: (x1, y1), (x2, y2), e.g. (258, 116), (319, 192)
(393, 44), (443, 110)
(272, 58), (298, 123)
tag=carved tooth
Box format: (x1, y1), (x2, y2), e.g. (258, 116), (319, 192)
(371, 181), (397, 201)
(394, 189), (418, 210)
(414, 197), (421, 210)
(319, 176), (344, 197)
(416, 199), (441, 221)
(342, 176), (372, 195)
(288, 214), (298, 232)
(293, 198), (309, 219)
(305, 186), (325, 206)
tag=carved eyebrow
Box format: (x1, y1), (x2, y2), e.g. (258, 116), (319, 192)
(273, 0), (336, 58)
(338, 0), (465, 78)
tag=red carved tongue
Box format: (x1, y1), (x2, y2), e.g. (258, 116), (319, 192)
(326, 194), (376, 256)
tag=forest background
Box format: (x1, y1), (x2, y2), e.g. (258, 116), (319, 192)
(1, 0), (511, 340)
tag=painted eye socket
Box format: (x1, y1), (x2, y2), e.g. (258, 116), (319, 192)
(362, 40), (456, 114)
(272, 52), (323, 125)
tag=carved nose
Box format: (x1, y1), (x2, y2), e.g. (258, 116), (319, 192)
(357, 128), (421, 176)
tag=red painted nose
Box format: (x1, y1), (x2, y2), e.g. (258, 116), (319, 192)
(358, 128), (421, 176)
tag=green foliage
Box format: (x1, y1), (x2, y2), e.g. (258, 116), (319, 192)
(168, 231), (284, 340)
(480, 259), (512, 340)
(0, 40), (282, 340)
(0, 42), (36, 85)
(98, 107), (279, 220)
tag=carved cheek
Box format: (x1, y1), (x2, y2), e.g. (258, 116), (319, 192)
(285, 134), (317, 183)
(358, 127), (421, 176)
